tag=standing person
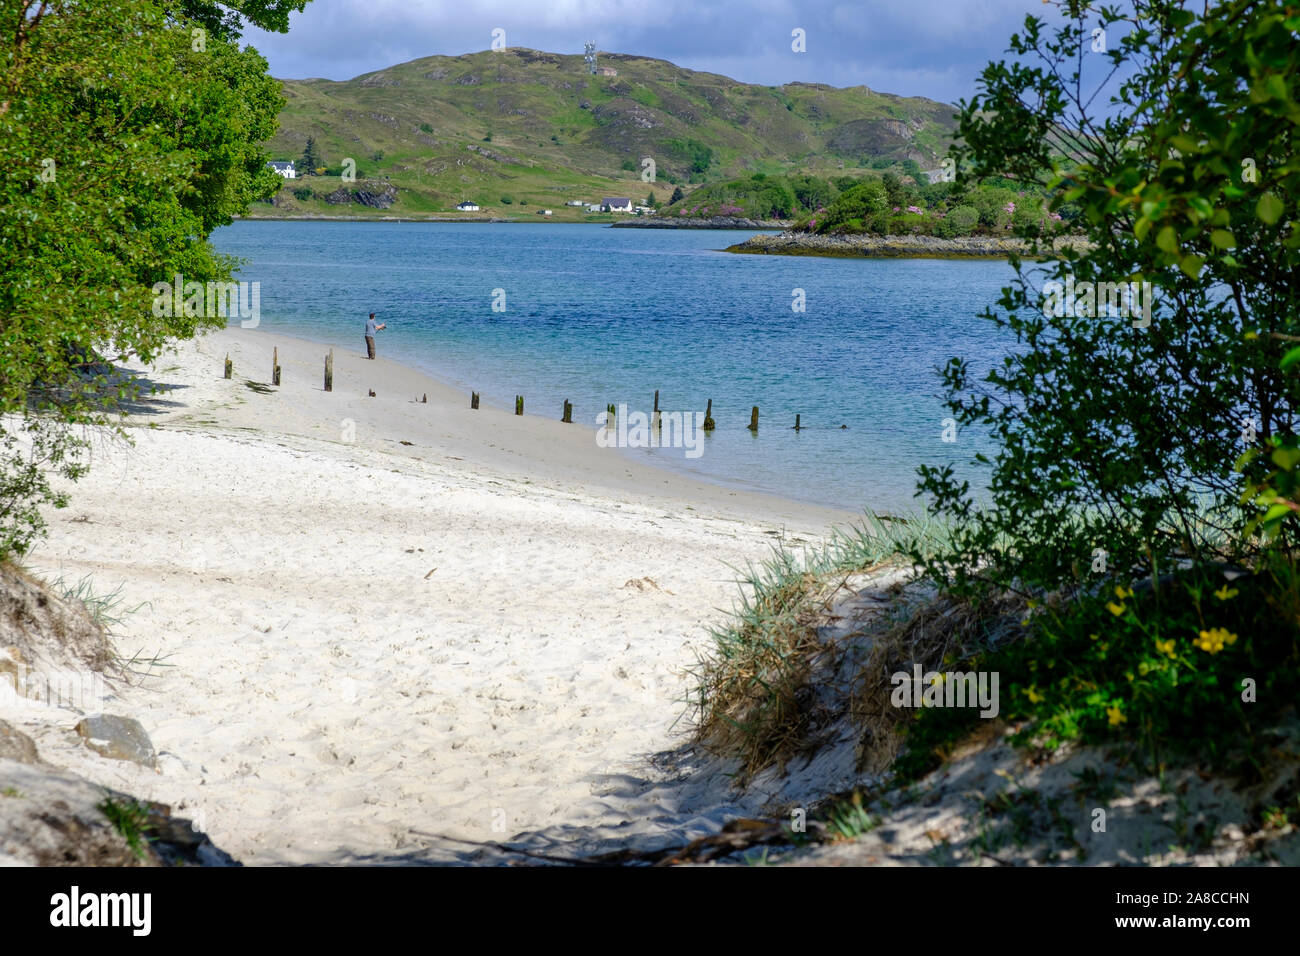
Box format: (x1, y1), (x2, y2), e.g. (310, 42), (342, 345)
(364, 312), (386, 359)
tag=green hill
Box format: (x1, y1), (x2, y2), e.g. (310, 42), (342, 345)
(253, 48), (960, 220)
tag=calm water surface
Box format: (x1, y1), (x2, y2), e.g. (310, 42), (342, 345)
(211, 221), (1017, 513)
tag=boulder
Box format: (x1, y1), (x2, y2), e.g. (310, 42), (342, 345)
(0, 720), (39, 764)
(76, 714), (156, 768)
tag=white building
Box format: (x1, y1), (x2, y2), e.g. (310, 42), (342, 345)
(267, 161), (296, 179)
(601, 197), (633, 213)
(456, 201), (480, 211)
(565, 199), (586, 207)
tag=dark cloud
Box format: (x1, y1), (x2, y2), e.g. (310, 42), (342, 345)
(240, 0), (1062, 104)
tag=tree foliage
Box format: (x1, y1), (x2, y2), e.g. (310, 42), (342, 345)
(0, 0), (289, 555)
(916, 0), (1300, 593)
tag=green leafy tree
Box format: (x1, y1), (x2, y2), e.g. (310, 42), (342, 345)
(0, 0), (291, 557)
(917, 0), (1300, 594)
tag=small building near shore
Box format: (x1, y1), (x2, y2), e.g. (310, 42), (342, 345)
(268, 161), (296, 179)
(601, 197), (633, 213)
(456, 200), (480, 211)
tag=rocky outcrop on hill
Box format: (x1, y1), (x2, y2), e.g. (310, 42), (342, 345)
(324, 180), (398, 209)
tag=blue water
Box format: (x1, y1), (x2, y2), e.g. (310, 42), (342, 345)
(211, 221), (1016, 513)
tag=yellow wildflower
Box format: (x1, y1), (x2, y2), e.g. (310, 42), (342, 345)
(1213, 585), (1239, 601)
(1106, 601), (1126, 616)
(1114, 585), (1134, 600)
(1194, 627), (1238, 654)
(1107, 705), (1127, 726)
(1155, 638), (1176, 658)
(1026, 687), (1044, 704)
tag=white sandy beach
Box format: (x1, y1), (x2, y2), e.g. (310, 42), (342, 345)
(6, 326), (852, 864)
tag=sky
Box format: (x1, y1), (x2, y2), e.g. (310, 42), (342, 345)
(239, 0), (1064, 106)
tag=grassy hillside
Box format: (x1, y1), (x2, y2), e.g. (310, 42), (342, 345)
(252, 48), (960, 220)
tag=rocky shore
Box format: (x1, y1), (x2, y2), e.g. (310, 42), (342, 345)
(726, 231), (1091, 259)
(613, 216), (791, 230)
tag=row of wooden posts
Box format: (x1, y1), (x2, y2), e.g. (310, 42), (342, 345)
(223, 351), (809, 429)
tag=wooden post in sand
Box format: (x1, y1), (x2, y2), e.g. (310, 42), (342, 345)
(703, 399), (715, 432)
(515, 395), (524, 416)
(422, 394), (427, 404)
(606, 403), (616, 427)
(748, 406), (759, 432)
(794, 413), (801, 431)
(653, 390), (660, 413)
(471, 392), (480, 410)
(368, 389), (376, 398)
(562, 400), (573, 423)
(223, 354), (232, 379)
(272, 347), (281, 386)
(324, 350), (333, 392)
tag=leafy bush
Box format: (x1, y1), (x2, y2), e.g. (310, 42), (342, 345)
(946, 205), (979, 236)
(896, 557), (1300, 781)
(292, 186), (312, 201)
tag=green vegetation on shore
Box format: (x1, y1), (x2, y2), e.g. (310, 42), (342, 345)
(656, 166), (1080, 240)
(695, 0), (1300, 834)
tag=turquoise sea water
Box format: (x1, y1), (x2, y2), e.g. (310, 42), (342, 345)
(211, 221), (1016, 513)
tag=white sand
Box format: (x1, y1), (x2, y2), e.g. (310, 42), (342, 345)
(8, 326), (852, 864)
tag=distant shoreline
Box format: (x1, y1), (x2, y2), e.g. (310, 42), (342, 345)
(726, 231), (1092, 260)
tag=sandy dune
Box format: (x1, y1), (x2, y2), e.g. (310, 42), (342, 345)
(8, 326), (851, 864)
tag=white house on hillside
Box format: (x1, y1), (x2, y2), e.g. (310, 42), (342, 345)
(601, 197), (633, 213)
(268, 161), (296, 179)
(456, 201), (480, 211)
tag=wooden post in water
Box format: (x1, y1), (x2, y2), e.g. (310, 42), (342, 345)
(703, 399), (715, 432)
(324, 350), (333, 392)
(471, 392), (480, 409)
(515, 395), (524, 416)
(653, 390), (660, 413)
(748, 406), (759, 432)
(794, 414), (801, 431)
(606, 403), (616, 427)
(562, 400), (573, 423)
(272, 347), (280, 386)
(223, 354), (232, 379)
(422, 393), (427, 404)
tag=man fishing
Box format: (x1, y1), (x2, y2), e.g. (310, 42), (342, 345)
(364, 312), (386, 359)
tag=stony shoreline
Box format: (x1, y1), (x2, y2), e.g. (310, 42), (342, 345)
(726, 231), (1091, 259)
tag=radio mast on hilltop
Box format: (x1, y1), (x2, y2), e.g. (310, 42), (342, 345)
(583, 43), (597, 74)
